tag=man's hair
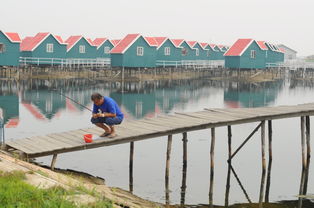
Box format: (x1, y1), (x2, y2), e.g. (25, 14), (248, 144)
(91, 93), (103, 101)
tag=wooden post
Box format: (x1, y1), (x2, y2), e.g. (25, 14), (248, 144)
(209, 128), (215, 208)
(298, 116), (306, 208)
(129, 141), (134, 193)
(165, 135), (172, 205)
(51, 154), (58, 170)
(259, 120), (266, 208)
(303, 116), (311, 194)
(180, 132), (187, 207)
(225, 126), (232, 207)
(265, 120), (273, 202)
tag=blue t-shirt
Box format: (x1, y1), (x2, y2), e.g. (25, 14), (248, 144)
(92, 96), (124, 119)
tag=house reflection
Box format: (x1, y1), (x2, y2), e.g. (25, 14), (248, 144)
(224, 81), (283, 108)
(0, 93), (19, 127)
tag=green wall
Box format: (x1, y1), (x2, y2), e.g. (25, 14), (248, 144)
(96, 40), (114, 59)
(66, 38), (97, 59)
(0, 32), (20, 66)
(111, 36), (156, 68)
(156, 39), (181, 62)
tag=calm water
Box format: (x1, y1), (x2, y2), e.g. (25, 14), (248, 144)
(1, 78), (314, 206)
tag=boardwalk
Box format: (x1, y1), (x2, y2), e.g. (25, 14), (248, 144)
(3, 102), (314, 158)
(2, 102), (314, 208)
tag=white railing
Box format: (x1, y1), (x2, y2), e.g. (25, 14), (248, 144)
(156, 60), (225, 68)
(19, 57), (111, 67)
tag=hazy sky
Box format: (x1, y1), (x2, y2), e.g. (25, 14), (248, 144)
(1, 0), (313, 56)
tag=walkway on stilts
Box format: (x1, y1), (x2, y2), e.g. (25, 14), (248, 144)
(4, 103), (314, 159)
(2, 102), (314, 208)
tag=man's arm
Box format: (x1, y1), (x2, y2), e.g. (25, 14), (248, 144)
(99, 113), (116, 117)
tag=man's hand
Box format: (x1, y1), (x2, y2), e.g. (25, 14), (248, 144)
(92, 113), (99, 118)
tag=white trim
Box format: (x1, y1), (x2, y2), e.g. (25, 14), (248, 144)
(120, 34), (141, 54)
(0, 43), (6, 53)
(66, 36), (95, 52)
(250, 50), (256, 59)
(164, 47), (170, 56)
(30, 33), (67, 52)
(104, 46), (110, 54)
(95, 39), (114, 50)
(46, 43), (54, 53)
(239, 39), (255, 56)
(1, 31), (21, 43)
(170, 39), (185, 48)
(136, 46), (144, 56)
(79, 45), (86, 53)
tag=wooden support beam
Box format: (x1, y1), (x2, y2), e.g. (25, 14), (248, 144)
(259, 120), (266, 208)
(298, 116), (307, 208)
(230, 165), (252, 203)
(209, 128), (215, 208)
(51, 154), (58, 170)
(265, 120), (273, 202)
(180, 132), (188, 207)
(165, 135), (172, 205)
(228, 122), (263, 162)
(303, 116), (311, 194)
(129, 141), (134, 193)
(225, 126), (232, 207)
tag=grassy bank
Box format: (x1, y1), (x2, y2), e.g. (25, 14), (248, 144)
(0, 171), (112, 208)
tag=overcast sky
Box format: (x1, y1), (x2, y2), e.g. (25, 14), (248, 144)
(1, 0), (313, 56)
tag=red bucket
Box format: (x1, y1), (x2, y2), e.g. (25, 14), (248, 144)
(84, 134), (93, 143)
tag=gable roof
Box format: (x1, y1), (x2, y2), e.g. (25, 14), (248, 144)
(110, 34), (140, 54)
(20, 32), (66, 51)
(93, 38), (112, 49)
(1, 31), (21, 43)
(144, 37), (158, 47)
(209, 44), (219, 51)
(200, 42), (209, 49)
(111, 39), (121, 46)
(110, 34), (156, 54)
(171, 39), (185, 47)
(256, 41), (268, 50)
(55, 35), (64, 43)
(279, 48), (285, 53)
(154, 37), (168, 49)
(224, 39), (254, 56)
(65, 35), (94, 51)
(278, 44), (297, 53)
(187, 41), (197, 48)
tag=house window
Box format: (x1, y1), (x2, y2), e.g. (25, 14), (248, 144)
(137, 47), (144, 56)
(104, 46), (110, 54)
(79, 45), (86, 53)
(181, 48), (187, 56)
(46, 44), (53, 53)
(0, 43), (6, 53)
(265, 51), (268, 58)
(250, 50), (256, 59)
(195, 48), (199, 56)
(207, 50), (210, 57)
(164, 47), (170, 56)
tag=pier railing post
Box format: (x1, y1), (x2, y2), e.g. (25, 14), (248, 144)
(303, 116), (311, 194)
(259, 120), (266, 208)
(265, 120), (273, 202)
(225, 125), (232, 207)
(209, 128), (215, 208)
(180, 132), (188, 207)
(165, 135), (173, 205)
(129, 141), (134, 193)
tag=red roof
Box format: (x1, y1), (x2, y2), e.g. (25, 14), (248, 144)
(279, 47), (285, 53)
(55, 35), (64, 43)
(20, 33), (65, 51)
(154, 37), (167, 48)
(110, 34), (141, 54)
(256, 41), (268, 50)
(86, 38), (94, 46)
(20, 37), (34, 51)
(93, 38), (108, 49)
(187, 41), (197, 48)
(65, 36), (81, 50)
(224, 39), (254, 56)
(200, 42), (209, 49)
(111, 39), (121, 46)
(144, 37), (158, 47)
(3, 32), (21, 43)
(171, 39), (184, 47)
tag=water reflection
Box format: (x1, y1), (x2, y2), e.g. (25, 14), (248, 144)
(1, 78), (314, 206)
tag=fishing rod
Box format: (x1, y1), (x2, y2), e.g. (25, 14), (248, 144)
(52, 89), (93, 112)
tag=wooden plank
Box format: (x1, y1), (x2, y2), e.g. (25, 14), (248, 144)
(5, 140), (35, 154)
(22, 137), (58, 152)
(11, 138), (49, 153)
(48, 133), (83, 146)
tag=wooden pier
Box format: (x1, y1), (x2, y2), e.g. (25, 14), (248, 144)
(2, 103), (314, 207)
